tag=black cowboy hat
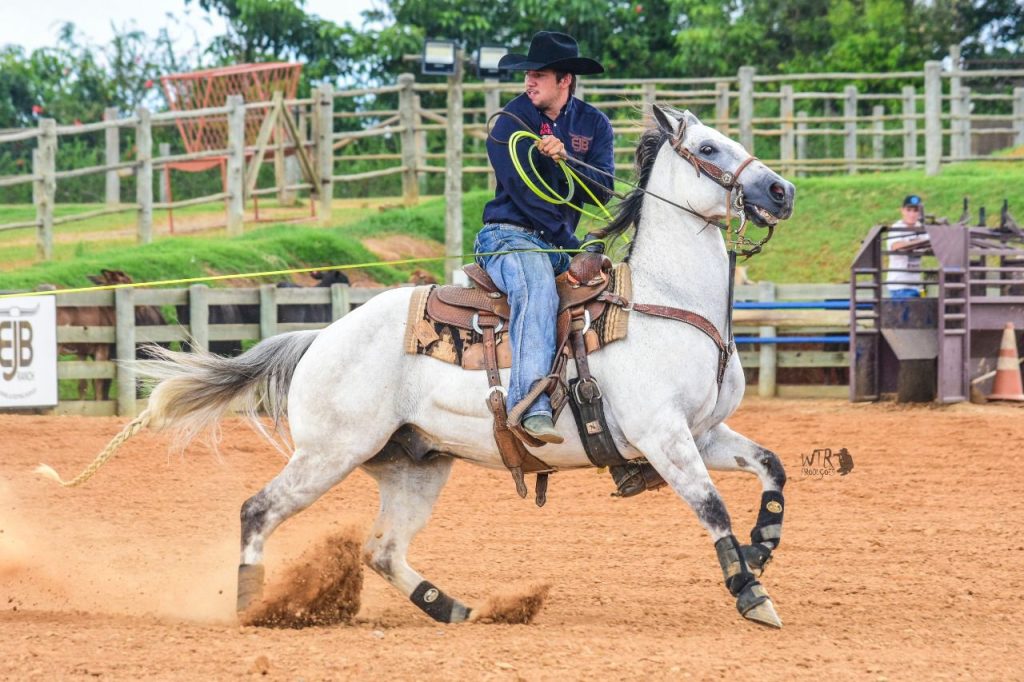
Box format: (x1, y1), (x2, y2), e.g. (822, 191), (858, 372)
(498, 31), (604, 75)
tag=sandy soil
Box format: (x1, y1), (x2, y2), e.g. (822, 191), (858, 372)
(1, 398), (1022, 680)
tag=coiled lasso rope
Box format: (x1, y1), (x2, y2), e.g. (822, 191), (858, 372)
(505, 127), (615, 224)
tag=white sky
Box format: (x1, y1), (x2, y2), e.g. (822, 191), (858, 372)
(0, 0), (381, 53)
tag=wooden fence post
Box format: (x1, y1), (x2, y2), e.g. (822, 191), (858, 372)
(275, 107), (296, 206)
(115, 287), (137, 417)
(738, 66), (755, 152)
(158, 142), (171, 205)
(949, 44), (963, 160)
(959, 86), (972, 158)
(136, 107), (153, 244)
(316, 84), (335, 223)
(758, 281), (777, 398)
(780, 85), (794, 176)
(225, 94), (245, 236)
(444, 50), (465, 284)
(188, 284), (209, 351)
(104, 107), (120, 206)
(484, 79), (500, 192)
(33, 118), (56, 261)
(844, 85), (858, 174)
(1014, 87), (1024, 146)
(283, 137), (300, 207)
(398, 73), (420, 206)
(872, 104), (884, 162)
(414, 93), (428, 195)
(259, 284), (277, 339)
(330, 283), (350, 320)
(796, 110), (808, 176)
(715, 81), (730, 131)
(642, 82), (657, 123)
(902, 85), (917, 168)
(924, 60), (942, 176)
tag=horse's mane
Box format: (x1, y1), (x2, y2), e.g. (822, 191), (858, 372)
(590, 126), (670, 257)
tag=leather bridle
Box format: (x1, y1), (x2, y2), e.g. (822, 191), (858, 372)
(666, 119), (762, 248)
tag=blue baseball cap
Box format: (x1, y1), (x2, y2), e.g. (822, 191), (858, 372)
(902, 194), (922, 208)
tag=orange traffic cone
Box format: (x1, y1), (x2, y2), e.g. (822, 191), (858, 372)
(989, 322), (1024, 401)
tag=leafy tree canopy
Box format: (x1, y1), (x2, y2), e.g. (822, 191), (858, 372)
(1, 0), (1022, 128)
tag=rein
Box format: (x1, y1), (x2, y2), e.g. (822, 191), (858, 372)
(486, 110), (775, 259)
(487, 106), (784, 386)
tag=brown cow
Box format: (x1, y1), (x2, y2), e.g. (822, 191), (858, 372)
(39, 283), (116, 400)
(86, 270), (167, 327)
(49, 270), (168, 400)
(408, 268), (439, 286)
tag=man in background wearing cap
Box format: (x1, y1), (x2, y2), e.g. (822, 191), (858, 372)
(885, 194), (927, 298)
(474, 31), (615, 443)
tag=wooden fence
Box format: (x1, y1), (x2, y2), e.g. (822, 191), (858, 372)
(39, 281), (850, 417)
(2, 51), (1023, 266)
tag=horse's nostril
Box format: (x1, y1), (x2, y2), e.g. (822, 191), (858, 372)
(769, 183), (786, 203)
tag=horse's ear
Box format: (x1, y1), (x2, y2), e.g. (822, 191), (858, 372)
(682, 110), (702, 128)
(651, 104), (679, 136)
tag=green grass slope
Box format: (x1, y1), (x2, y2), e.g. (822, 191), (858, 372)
(0, 224), (406, 291)
(745, 162), (1024, 282)
(0, 159), (1022, 291)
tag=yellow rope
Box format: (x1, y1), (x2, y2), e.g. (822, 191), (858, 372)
(0, 248), (578, 300)
(5, 131), (620, 302)
(507, 129), (614, 223)
(35, 409), (152, 487)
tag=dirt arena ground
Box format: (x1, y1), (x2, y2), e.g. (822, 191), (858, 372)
(1, 398), (1021, 680)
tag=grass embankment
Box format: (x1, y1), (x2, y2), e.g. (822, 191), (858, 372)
(1, 160), (1022, 290)
(748, 161), (1024, 282)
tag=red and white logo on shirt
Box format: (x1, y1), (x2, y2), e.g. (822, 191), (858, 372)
(570, 133), (592, 153)
(538, 122), (553, 136)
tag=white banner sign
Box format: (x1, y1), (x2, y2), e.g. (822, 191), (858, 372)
(0, 296), (57, 408)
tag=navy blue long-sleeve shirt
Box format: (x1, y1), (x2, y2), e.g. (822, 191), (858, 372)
(483, 93), (615, 250)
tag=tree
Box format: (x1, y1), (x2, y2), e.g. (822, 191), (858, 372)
(355, 0), (680, 81)
(184, 0), (362, 89)
(0, 22), (188, 127)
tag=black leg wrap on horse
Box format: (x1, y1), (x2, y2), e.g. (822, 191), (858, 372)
(750, 490), (784, 550)
(714, 535), (757, 597)
(735, 580), (771, 618)
(410, 580), (466, 623)
(715, 536), (772, 618)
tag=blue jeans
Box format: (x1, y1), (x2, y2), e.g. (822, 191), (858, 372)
(889, 288), (921, 299)
(474, 224), (571, 419)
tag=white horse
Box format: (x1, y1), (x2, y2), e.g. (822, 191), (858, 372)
(43, 105), (795, 628)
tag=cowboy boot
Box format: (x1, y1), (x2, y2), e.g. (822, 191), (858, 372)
(609, 461), (668, 497)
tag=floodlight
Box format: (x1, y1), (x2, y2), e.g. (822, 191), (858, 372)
(476, 45), (508, 79)
(422, 39), (457, 76)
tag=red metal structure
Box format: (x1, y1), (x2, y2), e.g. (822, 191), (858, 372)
(159, 63), (304, 228)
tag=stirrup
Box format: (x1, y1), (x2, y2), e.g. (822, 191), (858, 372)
(609, 461), (667, 497)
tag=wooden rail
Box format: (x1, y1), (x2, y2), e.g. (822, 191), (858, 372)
(32, 281), (854, 416)
(2, 46), (1023, 265)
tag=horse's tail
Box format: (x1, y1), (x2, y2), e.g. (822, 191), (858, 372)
(36, 331), (320, 487)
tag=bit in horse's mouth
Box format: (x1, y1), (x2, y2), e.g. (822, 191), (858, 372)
(746, 204), (780, 227)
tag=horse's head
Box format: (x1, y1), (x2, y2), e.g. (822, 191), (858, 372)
(651, 105), (795, 228)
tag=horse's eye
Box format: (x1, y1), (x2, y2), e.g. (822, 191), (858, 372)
(700, 145), (715, 155)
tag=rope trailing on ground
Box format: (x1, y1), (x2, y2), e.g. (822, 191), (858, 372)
(35, 409), (152, 487)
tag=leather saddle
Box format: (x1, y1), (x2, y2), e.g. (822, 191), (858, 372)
(420, 256), (619, 506)
(425, 258), (614, 357)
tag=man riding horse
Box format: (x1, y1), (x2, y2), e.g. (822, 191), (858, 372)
(475, 32), (617, 457)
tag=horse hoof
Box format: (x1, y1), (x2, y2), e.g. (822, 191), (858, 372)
(237, 563), (265, 613)
(736, 581), (782, 628)
(743, 598), (782, 628)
